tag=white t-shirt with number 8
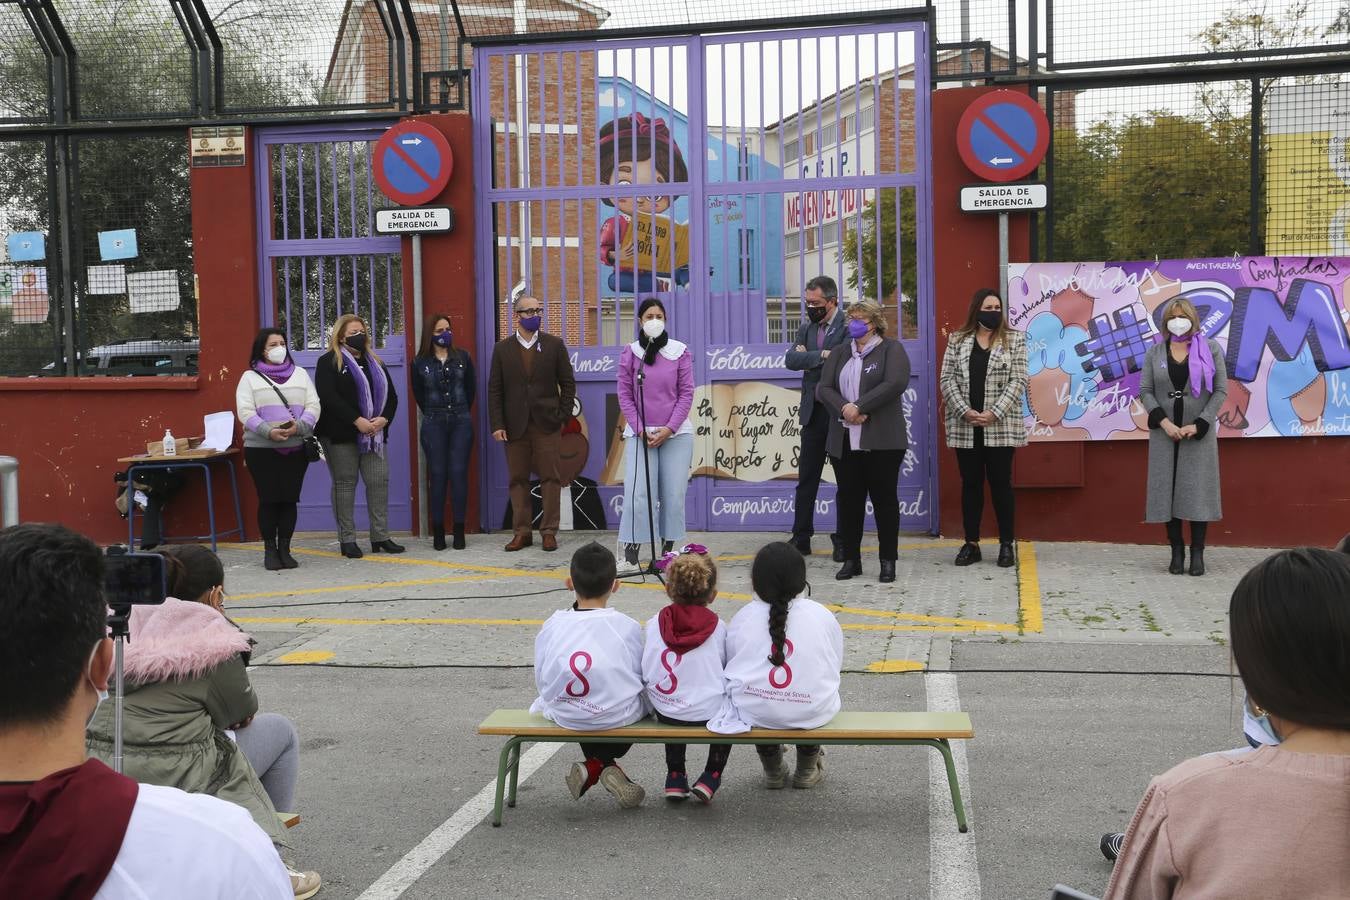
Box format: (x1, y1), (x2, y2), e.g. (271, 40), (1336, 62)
(530, 606), (648, 731)
(720, 595), (843, 730)
(642, 615), (728, 722)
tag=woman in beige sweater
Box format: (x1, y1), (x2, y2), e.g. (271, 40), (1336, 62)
(1105, 547), (1350, 899)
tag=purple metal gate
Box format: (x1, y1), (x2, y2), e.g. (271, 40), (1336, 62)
(255, 124), (413, 535)
(472, 20), (936, 534)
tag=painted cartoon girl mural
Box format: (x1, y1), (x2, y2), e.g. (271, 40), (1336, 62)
(598, 112), (691, 292)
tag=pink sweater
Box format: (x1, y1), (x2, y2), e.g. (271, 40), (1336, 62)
(1104, 745), (1350, 899)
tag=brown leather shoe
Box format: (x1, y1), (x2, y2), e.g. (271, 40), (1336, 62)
(541, 533), (558, 552)
(504, 533), (533, 552)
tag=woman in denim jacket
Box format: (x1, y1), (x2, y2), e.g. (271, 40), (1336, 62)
(412, 312), (476, 549)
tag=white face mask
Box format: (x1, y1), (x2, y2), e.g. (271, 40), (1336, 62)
(85, 644), (109, 728)
(265, 346), (288, 364)
(1166, 318), (1193, 337)
(642, 318), (666, 339)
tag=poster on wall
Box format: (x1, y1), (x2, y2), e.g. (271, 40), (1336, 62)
(1264, 83), (1350, 256)
(1007, 257), (1350, 440)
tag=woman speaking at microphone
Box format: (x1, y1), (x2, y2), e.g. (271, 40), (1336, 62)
(617, 297), (695, 567)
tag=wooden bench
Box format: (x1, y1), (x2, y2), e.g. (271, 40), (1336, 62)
(277, 812), (301, 829)
(478, 709), (974, 831)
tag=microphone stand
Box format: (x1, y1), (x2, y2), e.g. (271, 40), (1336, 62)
(617, 365), (665, 585)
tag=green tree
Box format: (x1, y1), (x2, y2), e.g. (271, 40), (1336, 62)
(838, 187), (919, 333)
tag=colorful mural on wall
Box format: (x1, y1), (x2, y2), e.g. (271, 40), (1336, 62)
(1007, 257), (1350, 440)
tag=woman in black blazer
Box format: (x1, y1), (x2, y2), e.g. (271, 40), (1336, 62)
(817, 300), (912, 584)
(314, 313), (402, 558)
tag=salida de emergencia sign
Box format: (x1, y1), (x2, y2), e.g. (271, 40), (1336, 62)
(960, 183), (1047, 213)
(374, 206), (455, 234)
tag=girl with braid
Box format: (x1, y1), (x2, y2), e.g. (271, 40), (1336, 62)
(712, 542), (843, 790)
(641, 544), (730, 803)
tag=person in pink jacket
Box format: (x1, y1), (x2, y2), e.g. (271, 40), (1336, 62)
(617, 297), (695, 566)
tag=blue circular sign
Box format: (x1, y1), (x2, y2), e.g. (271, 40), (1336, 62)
(956, 91), (1050, 183)
(373, 121), (454, 206)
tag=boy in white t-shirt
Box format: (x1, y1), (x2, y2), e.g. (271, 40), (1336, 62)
(530, 541), (649, 807)
(715, 541), (843, 789)
(642, 543), (731, 803)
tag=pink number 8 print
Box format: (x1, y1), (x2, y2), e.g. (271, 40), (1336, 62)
(655, 649), (683, 695)
(566, 650), (592, 697)
(768, 638), (795, 689)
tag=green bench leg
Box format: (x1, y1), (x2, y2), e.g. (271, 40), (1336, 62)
(932, 739), (969, 833)
(507, 742), (522, 808)
(492, 737), (525, 827)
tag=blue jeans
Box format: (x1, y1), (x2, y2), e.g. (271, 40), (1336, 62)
(619, 432), (693, 544)
(420, 410), (473, 526)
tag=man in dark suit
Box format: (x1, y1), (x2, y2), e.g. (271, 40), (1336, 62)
(785, 275), (850, 559)
(488, 296), (577, 552)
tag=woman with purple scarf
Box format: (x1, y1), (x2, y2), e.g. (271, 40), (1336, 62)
(314, 314), (403, 559)
(235, 328), (321, 570)
(1139, 297), (1228, 576)
(817, 299), (912, 584)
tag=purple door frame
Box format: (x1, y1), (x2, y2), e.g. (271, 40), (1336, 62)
(254, 123), (414, 535)
(472, 21), (937, 536)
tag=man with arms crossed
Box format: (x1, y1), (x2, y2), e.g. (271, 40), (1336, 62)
(0, 523), (291, 899)
(786, 275), (850, 560)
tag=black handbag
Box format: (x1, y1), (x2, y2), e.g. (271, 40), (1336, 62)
(253, 371), (323, 462)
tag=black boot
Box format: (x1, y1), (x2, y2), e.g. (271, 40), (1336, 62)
(1189, 546), (1205, 576)
(452, 523), (466, 550)
(879, 560), (896, 583)
(954, 542), (981, 566)
(372, 538), (406, 553)
(340, 541), (363, 559)
(997, 543), (1015, 568)
(432, 524), (447, 551)
(277, 540), (299, 569)
(835, 559), (862, 580)
(830, 533), (845, 563)
(263, 541), (284, 571)
(1166, 519), (1185, 575)
(662, 540), (674, 555)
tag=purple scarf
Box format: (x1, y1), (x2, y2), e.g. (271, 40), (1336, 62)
(252, 358), (295, 381)
(840, 336), (882, 448)
(341, 348), (388, 456)
(1171, 334), (1216, 397)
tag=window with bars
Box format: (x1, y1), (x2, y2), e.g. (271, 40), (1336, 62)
(737, 228), (757, 287)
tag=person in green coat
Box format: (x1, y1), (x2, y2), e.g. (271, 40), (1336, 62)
(86, 544), (321, 899)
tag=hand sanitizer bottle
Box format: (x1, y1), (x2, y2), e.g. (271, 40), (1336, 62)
(162, 427), (177, 457)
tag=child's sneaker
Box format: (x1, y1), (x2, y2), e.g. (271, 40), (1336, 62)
(690, 770), (721, 804)
(792, 747), (826, 789)
(664, 770), (691, 801)
(757, 744), (789, 789)
(598, 763), (646, 808)
(565, 758), (603, 800)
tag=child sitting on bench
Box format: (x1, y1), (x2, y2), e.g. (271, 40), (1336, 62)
(713, 541), (844, 789)
(530, 541), (649, 808)
(642, 543), (730, 803)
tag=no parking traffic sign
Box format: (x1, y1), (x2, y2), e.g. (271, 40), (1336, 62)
(372, 121), (454, 207)
(956, 90), (1050, 183)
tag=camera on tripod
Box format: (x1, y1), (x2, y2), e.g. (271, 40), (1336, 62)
(103, 546), (166, 774)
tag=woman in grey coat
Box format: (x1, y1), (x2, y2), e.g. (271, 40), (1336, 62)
(818, 299), (912, 584)
(1138, 298), (1228, 576)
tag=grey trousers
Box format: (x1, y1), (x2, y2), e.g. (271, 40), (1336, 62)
(320, 438), (390, 543)
(235, 712), (300, 813)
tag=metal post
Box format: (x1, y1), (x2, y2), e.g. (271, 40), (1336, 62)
(412, 234), (428, 538)
(998, 212), (1009, 301)
(1249, 77), (1263, 256)
(0, 456), (18, 527)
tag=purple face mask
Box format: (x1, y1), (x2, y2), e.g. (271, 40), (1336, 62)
(847, 318), (870, 339)
(520, 315), (542, 333)
(432, 331), (452, 348)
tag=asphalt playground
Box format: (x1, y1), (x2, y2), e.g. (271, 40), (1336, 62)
(213, 530), (1276, 899)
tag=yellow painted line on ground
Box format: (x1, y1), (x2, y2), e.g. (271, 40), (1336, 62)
(1016, 539), (1044, 634)
(230, 575), (486, 602)
(221, 543), (570, 580)
(866, 659), (926, 673)
(235, 615), (548, 626)
(714, 539), (965, 562)
(274, 650), (336, 664)
(842, 620), (1017, 633)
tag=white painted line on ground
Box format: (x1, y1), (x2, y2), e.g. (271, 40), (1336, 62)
(356, 742), (564, 900)
(926, 672), (982, 900)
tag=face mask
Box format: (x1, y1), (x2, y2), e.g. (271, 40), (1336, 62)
(1166, 318), (1193, 337)
(85, 644), (108, 729)
(976, 310), (1002, 330)
(432, 331), (453, 348)
(520, 315), (541, 334)
(1244, 696), (1282, 746)
(805, 306), (828, 324)
(345, 332), (368, 353)
(265, 346), (288, 365)
(847, 319), (870, 340)
(641, 318), (666, 339)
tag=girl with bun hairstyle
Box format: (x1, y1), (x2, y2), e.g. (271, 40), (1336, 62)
(712, 542), (843, 790)
(641, 544), (729, 803)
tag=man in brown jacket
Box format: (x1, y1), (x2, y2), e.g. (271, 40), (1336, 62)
(487, 296), (577, 552)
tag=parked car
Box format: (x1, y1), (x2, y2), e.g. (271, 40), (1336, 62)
(42, 338), (199, 375)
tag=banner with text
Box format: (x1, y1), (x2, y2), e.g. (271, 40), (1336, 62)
(1007, 257), (1350, 440)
